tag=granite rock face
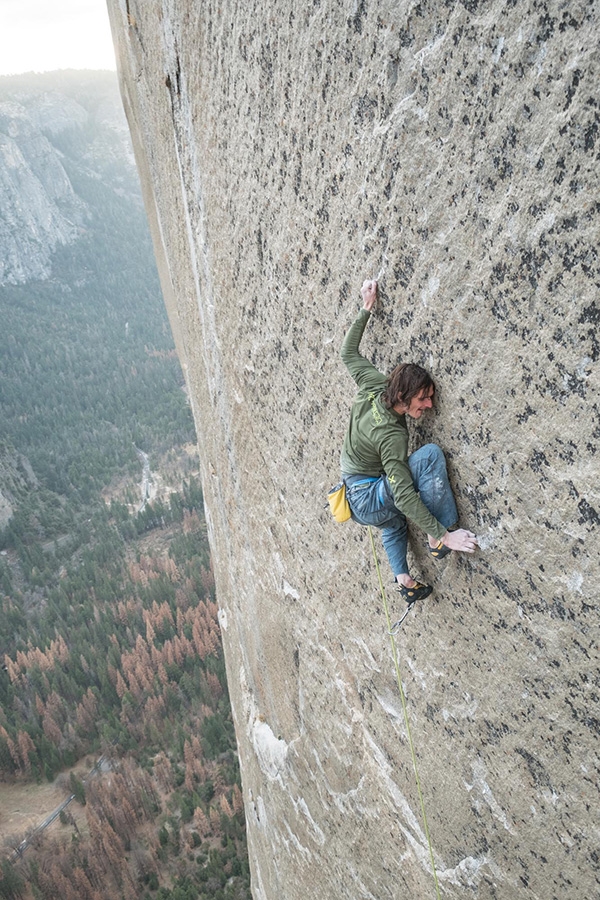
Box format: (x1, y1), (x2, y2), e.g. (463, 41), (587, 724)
(0, 75), (136, 285)
(107, 1), (599, 897)
(0, 100), (85, 285)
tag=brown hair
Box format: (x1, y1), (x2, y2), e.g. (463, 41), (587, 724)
(381, 363), (435, 411)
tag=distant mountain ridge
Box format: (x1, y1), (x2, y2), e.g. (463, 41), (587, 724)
(0, 71), (134, 285)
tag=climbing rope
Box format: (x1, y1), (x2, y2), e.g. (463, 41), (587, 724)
(368, 526), (442, 900)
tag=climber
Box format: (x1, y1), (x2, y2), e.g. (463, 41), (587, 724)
(340, 278), (477, 604)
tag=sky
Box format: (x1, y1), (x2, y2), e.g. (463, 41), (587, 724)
(0, 0), (116, 76)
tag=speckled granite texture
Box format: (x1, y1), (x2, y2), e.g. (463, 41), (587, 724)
(107, 1), (599, 897)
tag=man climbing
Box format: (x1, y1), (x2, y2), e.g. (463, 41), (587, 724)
(340, 278), (477, 604)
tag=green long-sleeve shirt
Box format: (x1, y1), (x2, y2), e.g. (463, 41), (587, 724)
(340, 308), (446, 540)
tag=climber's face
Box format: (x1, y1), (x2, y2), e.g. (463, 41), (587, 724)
(404, 386), (434, 419)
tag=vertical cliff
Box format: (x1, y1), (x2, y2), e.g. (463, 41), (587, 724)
(106, 1), (599, 897)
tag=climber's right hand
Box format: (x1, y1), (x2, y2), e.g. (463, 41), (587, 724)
(361, 279), (377, 311)
(442, 529), (478, 553)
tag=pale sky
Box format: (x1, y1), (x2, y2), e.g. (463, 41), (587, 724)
(0, 0), (116, 76)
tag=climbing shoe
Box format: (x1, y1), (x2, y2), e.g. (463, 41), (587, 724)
(429, 540), (452, 560)
(429, 525), (459, 560)
(397, 581), (432, 605)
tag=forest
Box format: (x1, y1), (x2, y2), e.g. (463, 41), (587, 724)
(0, 72), (250, 900)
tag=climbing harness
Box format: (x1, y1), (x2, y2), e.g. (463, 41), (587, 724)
(368, 526), (442, 900)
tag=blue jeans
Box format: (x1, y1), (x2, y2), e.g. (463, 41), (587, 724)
(345, 443), (458, 577)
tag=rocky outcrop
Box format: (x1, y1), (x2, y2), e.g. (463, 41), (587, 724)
(0, 441), (38, 530)
(0, 73), (135, 285)
(0, 102), (83, 284)
(107, 2), (600, 898)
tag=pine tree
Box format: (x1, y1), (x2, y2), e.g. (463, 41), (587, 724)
(17, 730), (36, 774)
